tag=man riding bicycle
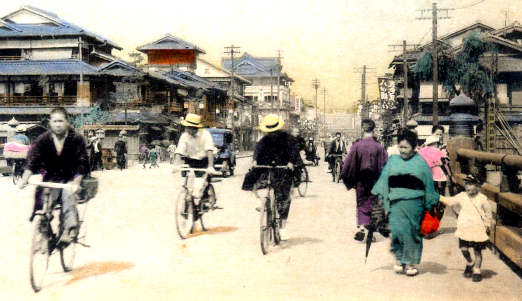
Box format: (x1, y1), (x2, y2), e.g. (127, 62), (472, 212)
(172, 114), (217, 199)
(19, 107), (89, 246)
(305, 137), (318, 163)
(327, 132), (347, 171)
(253, 115), (298, 240)
(290, 127), (306, 184)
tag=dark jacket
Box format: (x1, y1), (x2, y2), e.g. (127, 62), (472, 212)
(329, 139), (347, 155)
(254, 130), (299, 166)
(26, 128), (90, 182)
(114, 140), (127, 156)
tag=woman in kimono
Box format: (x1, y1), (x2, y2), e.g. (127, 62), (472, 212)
(371, 129), (439, 276)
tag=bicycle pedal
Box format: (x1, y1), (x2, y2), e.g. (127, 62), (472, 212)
(214, 206), (223, 210)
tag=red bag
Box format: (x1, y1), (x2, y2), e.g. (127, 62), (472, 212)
(420, 210), (440, 235)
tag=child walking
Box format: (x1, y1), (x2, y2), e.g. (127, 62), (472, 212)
(439, 174), (493, 282)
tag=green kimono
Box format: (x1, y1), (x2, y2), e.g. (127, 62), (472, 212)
(371, 153), (439, 265)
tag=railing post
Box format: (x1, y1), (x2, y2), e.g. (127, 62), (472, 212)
(500, 164), (520, 193)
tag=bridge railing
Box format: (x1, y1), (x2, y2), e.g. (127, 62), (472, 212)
(455, 148), (522, 268)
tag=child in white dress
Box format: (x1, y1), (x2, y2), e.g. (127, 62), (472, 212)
(440, 174), (493, 282)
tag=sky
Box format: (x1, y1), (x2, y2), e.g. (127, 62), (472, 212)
(1, 0), (521, 112)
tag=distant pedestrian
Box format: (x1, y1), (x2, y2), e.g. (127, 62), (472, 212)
(140, 144), (150, 169)
(149, 145), (159, 168)
(342, 119), (388, 241)
(90, 136), (103, 171)
(167, 142), (176, 164)
(386, 130), (400, 155)
(114, 135), (127, 170)
(371, 129), (439, 277)
(439, 175), (492, 282)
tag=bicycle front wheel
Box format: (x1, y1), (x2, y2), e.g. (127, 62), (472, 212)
(200, 184), (216, 232)
(60, 212), (79, 272)
(175, 188), (194, 239)
(30, 216), (50, 292)
(334, 161), (342, 183)
(298, 167), (308, 197)
(260, 197), (272, 255)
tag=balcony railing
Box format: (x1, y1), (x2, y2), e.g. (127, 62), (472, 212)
(0, 95), (77, 106)
(0, 56), (22, 61)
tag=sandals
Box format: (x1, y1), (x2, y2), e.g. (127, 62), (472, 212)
(394, 264), (405, 274)
(405, 267), (419, 277)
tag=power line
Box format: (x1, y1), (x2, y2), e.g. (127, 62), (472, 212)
(455, 0), (487, 9)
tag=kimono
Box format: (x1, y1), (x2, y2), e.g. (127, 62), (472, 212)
(371, 154), (439, 265)
(341, 137), (388, 226)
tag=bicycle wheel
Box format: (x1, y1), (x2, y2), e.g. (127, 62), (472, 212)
(335, 160), (342, 183)
(12, 164), (21, 185)
(200, 184), (216, 232)
(175, 188), (194, 239)
(60, 212), (79, 272)
(30, 216), (50, 292)
(260, 197), (271, 255)
(331, 162), (337, 182)
(297, 167), (308, 197)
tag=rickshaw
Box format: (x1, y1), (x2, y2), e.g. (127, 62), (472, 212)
(206, 128), (236, 177)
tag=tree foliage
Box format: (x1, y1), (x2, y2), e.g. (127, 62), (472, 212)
(71, 105), (113, 129)
(413, 30), (497, 103)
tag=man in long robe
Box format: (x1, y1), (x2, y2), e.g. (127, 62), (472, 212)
(341, 119), (388, 241)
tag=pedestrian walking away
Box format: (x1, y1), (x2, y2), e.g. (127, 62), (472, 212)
(114, 134), (127, 170)
(168, 141), (176, 164)
(371, 129), (440, 277)
(439, 174), (493, 282)
(140, 144), (150, 169)
(341, 119), (388, 242)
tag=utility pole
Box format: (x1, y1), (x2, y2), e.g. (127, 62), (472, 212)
(78, 37), (84, 128)
(312, 78), (320, 125)
(417, 3), (452, 126)
(354, 65), (376, 120)
(322, 87), (328, 137)
(270, 69), (274, 110)
(276, 50), (283, 117)
(224, 45), (241, 142)
(389, 41), (418, 127)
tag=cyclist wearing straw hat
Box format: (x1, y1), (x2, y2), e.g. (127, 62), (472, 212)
(252, 114), (299, 240)
(172, 113), (216, 174)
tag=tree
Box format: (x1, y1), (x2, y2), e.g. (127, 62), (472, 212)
(413, 31), (497, 106)
(71, 105), (113, 129)
(129, 52), (144, 68)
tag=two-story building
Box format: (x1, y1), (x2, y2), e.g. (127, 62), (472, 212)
(221, 53), (295, 127)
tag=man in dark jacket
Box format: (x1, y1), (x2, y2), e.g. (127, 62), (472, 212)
(253, 115), (298, 240)
(327, 132), (347, 171)
(114, 134), (127, 170)
(20, 107), (89, 245)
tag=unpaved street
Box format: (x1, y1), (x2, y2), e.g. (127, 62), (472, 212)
(0, 153), (521, 301)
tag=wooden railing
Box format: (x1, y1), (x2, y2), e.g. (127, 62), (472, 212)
(0, 95), (77, 106)
(0, 56), (22, 61)
(456, 148), (522, 269)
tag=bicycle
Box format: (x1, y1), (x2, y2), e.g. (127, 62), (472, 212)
(11, 159), (25, 185)
(292, 164), (309, 197)
(252, 163), (289, 255)
(330, 154), (344, 183)
(28, 180), (91, 292)
(174, 165), (222, 239)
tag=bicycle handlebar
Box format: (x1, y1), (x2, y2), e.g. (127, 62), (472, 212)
(28, 179), (75, 190)
(252, 165), (289, 169)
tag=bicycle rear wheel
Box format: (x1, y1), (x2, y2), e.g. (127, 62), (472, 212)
(60, 212), (79, 272)
(30, 216), (51, 292)
(12, 164), (21, 185)
(200, 184), (216, 231)
(297, 167), (308, 197)
(260, 197), (272, 255)
(175, 188), (194, 239)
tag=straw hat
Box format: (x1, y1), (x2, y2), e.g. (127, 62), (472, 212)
(181, 114), (203, 128)
(259, 114), (284, 132)
(424, 135), (440, 146)
(15, 125), (26, 133)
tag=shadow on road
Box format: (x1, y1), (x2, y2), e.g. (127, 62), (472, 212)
(374, 261), (448, 275)
(278, 237), (323, 250)
(188, 226), (239, 238)
(66, 261), (134, 285)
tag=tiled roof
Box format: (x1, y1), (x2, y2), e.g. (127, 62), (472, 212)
(0, 5), (122, 50)
(137, 34), (205, 54)
(222, 53), (293, 81)
(109, 111), (174, 124)
(167, 69), (226, 92)
(0, 60), (99, 75)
